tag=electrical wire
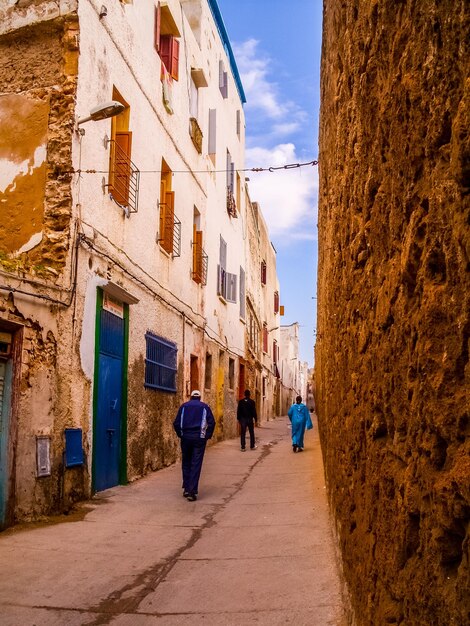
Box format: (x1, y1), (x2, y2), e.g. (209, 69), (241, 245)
(62, 159), (318, 176)
(0, 230), (81, 307)
(79, 233), (246, 359)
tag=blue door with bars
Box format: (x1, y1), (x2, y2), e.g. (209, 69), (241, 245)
(94, 304), (125, 492)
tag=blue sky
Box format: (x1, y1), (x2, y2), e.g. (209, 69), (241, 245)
(217, 0), (323, 366)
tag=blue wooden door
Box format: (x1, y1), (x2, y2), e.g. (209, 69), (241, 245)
(94, 308), (124, 492)
(0, 360), (12, 528)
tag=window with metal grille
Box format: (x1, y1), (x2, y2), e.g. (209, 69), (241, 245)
(145, 332), (177, 392)
(108, 135), (140, 214)
(192, 228), (208, 285)
(158, 161), (181, 257)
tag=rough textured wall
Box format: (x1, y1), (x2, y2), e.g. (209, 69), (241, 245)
(0, 11), (80, 522)
(316, 1), (469, 624)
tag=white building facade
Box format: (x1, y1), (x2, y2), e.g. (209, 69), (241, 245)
(0, 0), (254, 526)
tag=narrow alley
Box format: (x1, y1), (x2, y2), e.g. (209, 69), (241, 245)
(0, 417), (345, 625)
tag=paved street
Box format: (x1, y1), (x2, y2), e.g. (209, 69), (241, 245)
(0, 417), (346, 625)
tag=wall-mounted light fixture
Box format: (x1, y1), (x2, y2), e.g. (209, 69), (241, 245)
(76, 100), (125, 135)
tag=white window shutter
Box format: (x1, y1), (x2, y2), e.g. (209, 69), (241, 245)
(239, 267), (246, 319)
(208, 109), (217, 154)
(226, 272), (237, 303)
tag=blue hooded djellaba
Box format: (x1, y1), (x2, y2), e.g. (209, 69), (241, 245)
(288, 398), (312, 451)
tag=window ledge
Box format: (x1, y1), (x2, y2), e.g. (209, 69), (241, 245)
(218, 295), (227, 305)
(158, 244), (173, 259)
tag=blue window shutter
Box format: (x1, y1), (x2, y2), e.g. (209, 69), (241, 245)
(145, 333), (177, 392)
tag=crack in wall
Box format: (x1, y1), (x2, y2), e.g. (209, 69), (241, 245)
(81, 439), (278, 625)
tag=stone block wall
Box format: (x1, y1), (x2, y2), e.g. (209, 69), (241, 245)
(316, 1), (469, 623)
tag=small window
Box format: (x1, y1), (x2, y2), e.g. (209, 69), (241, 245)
(262, 324), (268, 353)
(160, 36), (180, 80)
(217, 235), (227, 299)
(205, 353), (212, 389)
(145, 332), (177, 392)
(158, 159), (181, 256)
(226, 272), (237, 303)
(236, 110), (241, 137)
(219, 59), (228, 98)
(261, 260), (267, 285)
(155, 2), (181, 81)
(192, 212), (207, 285)
(274, 291), (279, 313)
(228, 358), (235, 390)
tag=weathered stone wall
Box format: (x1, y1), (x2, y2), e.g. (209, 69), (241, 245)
(316, 1), (469, 624)
(0, 9), (81, 523)
(0, 15), (78, 276)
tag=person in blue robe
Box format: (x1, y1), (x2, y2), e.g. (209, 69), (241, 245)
(288, 396), (312, 452)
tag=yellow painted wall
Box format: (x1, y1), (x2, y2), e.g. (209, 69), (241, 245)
(0, 94), (49, 255)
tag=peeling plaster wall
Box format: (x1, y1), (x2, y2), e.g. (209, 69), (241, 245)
(0, 94), (48, 256)
(0, 13), (78, 276)
(0, 3), (82, 522)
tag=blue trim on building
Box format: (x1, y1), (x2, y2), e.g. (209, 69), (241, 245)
(207, 0), (247, 104)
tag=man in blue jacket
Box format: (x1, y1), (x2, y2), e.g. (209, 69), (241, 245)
(173, 390), (215, 501)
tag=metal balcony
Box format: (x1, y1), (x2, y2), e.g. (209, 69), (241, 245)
(107, 139), (140, 215)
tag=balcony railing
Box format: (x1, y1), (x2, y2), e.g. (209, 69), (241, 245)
(227, 187), (237, 217)
(172, 215), (181, 257)
(192, 243), (208, 285)
(107, 139), (140, 214)
(158, 201), (181, 258)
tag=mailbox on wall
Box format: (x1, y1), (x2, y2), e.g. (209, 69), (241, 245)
(64, 428), (84, 468)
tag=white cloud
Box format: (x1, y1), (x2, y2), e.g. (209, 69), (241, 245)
(233, 39), (317, 243)
(245, 144), (318, 240)
(271, 122), (302, 137)
(234, 40), (290, 120)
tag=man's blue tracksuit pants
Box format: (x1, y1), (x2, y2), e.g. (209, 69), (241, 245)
(180, 438), (207, 495)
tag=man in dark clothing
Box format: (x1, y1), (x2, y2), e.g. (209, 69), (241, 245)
(173, 390), (215, 501)
(237, 389), (258, 451)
